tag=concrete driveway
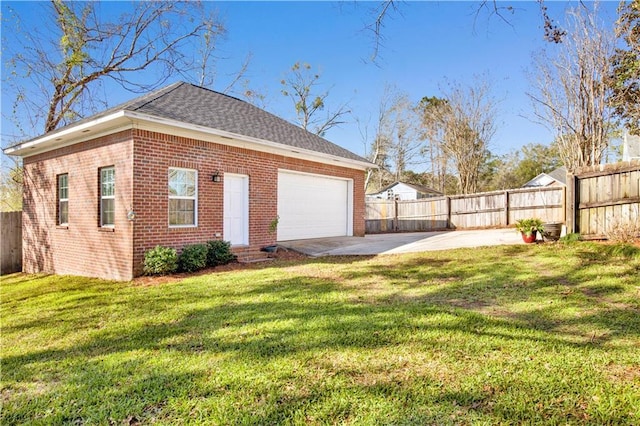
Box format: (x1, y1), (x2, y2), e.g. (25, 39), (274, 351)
(278, 229), (525, 257)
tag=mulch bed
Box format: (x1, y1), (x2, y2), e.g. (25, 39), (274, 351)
(133, 247), (309, 287)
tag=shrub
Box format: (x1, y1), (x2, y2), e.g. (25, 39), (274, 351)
(143, 246), (178, 275)
(178, 244), (208, 273)
(206, 240), (236, 267)
(603, 217), (640, 243)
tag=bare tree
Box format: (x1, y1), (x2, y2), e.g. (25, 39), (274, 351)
(366, 89), (425, 184)
(280, 62), (350, 137)
(420, 96), (452, 194)
(528, 4), (616, 173)
(422, 79), (498, 194)
(365, 0), (566, 62)
(3, 1), (227, 136)
(358, 86), (425, 192)
(386, 93), (424, 182)
(358, 86), (394, 191)
(192, 16), (254, 96)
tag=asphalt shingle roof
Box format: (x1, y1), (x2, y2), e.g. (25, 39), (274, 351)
(547, 167), (567, 184)
(50, 81), (368, 164)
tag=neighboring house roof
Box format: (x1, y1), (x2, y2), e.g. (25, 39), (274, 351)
(5, 81), (373, 169)
(367, 181), (443, 197)
(523, 167), (567, 188)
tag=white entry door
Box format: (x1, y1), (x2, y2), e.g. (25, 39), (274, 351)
(223, 174), (249, 245)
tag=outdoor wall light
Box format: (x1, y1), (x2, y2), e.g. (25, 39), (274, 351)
(127, 209), (137, 221)
(211, 171), (221, 182)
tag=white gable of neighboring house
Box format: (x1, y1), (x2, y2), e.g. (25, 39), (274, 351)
(386, 182), (420, 200)
(622, 131), (640, 161)
(523, 167), (567, 188)
(366, 182), (442, 200)
(524, 174), (558, 188)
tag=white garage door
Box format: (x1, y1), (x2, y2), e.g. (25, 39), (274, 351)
(277, 170), (352, 241)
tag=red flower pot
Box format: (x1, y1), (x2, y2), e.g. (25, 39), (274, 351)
(521, 231), (537, 244)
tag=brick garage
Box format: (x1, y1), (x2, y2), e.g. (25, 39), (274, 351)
(8, 82), (372, 281)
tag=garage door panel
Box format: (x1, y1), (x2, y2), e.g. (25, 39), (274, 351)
(277, 171), (351, 241)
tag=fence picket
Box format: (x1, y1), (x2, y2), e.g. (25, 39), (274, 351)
(366, 186), (565, 233)
(1, 211), (22, 274)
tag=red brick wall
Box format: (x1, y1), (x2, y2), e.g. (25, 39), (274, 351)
(22, 131), (135, 281)
(131, 129), (365, 276)
(21, 128), (365, 280)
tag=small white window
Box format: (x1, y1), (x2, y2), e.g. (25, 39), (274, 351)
(168, 167), (197, 227)
(58, 174), (69, 225)
(100, 167), (115, 227)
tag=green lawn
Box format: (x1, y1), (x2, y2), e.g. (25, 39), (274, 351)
(2, 242), (639, 425)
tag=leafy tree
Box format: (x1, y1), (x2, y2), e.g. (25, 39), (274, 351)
(478, 142), (562, 192)
(512, 142), (563, 184)
(609, 0), (640, 135)
(0, 164), (22, 212)
(401, 170), (458, 195)
(477, 151), (508, 192)
(280, 62), (350, 137)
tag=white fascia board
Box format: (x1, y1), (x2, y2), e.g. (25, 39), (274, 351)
(4, 111), (132, 157)
(5, 109), (375, 170)
(123, 111), (374, 171)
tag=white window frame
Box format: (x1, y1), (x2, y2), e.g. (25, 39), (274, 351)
(58, 173), (69, 226)
(100, 166), (115, 228)
(168, 167), (198, 228)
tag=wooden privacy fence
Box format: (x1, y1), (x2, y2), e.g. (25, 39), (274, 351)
(1, 211), (22, 274)
(568, 161), (640, 239)
(366, 186), (566, 234)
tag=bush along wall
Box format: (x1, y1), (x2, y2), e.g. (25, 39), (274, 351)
(143, 240), (236, 276)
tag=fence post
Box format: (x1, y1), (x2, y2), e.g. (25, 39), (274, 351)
(394, 198), (399, 232)
(565, 174), (578, 234)
(446, 196), (451, 229)
(504, 190), (510, 226)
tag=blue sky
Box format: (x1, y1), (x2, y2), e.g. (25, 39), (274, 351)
(1, 1), (621, 170)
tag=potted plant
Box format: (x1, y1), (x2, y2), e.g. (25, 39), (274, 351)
(515, 218), (545, 243)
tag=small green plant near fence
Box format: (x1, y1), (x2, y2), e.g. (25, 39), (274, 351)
(143, 246), (178, 275)
(178, 244), (208, 273)
(560, 233), (582, 244)
(514, 218), (545, 236)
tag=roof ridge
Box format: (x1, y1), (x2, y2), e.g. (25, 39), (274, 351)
(179, 82), (246, 104)
(125, 81), (186, 111)
(175, 83), (359, 156)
